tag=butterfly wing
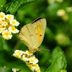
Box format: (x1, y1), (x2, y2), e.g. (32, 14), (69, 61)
(19, 18), (46, 52)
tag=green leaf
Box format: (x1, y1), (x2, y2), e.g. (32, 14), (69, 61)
(7, 0), (35, 14)
(45, 47), (67, 72)
(0, 37), (10, 51)
(0, 0), (6, 11)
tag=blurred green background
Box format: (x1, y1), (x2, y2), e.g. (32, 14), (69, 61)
(0, 0), (72, 72)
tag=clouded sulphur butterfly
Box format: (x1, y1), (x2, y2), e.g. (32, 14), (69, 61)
(19, 18), (46, 52)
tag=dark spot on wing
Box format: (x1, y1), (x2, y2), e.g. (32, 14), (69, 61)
(40, 34), (42, 36)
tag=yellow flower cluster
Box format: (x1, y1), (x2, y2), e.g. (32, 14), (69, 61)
(57, 9), (69, 21)
(0, 12), (19, 40)
(13, 50), (40, 72)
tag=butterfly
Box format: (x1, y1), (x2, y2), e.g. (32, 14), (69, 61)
(19, 18), (46, 53)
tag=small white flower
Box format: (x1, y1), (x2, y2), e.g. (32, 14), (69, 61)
(22, 55), (29, 62)
(13, 50), (21, 58)
(12, 68), (20, 72)
(13, 50), (23, 58)
(0, 12), (20, 40)
(29, 64), (40, 72)
(10, 19), (20, 26)
(0, 12), (5, 20)
(12, 68), (17, 72)
(57, 9), (66, 16)
(2, 30), (12, 40)
(6, 14), (14, 20)
(35, 64), (40, 72)
(8, 26), (19, 33)
(25, 50), (33, 56)
(13, 50), (40, 72)
(29, 56), (38, 64)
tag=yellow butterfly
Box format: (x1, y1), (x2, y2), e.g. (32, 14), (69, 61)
(19, 18), (46, 53)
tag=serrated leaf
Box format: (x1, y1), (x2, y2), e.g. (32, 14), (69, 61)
(7, 0), (35, 14)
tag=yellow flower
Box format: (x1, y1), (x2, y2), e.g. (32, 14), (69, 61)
(10, 19), (20, 26)
(0, 12), (20, 40)
(2, 30), (12, 40)
(29, 56), (38, 64)
(0, 12), (5, 20)
(12, 68), (20, 72)
(13, 50), (24, 58)
(28, 64), (40, 72)
(25, 50), (33, 56)
(34, 64), (40, 72)
(6, 14), (14, 20)
(13, 50), (40, 72)
(0, 20), (3, 25)
(12, 68), (17, 72)
(57, 9), (66, 16)
(22, 55), (29, 61)
(8, 26), (19, 33)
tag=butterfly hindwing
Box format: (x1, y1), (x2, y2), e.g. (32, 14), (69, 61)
(19, 18), (46, 52)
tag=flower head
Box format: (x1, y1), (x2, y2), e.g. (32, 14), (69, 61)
(25, 50), (33, 56)
(0, 12), (20, 40)
(57, 9), (66, 16)
(6, 14), (14, 20)
(8, 26), (19, 33)
(29, 56), (38, 64)
(2, 30), (12, 40)
(0, 12), (5, 20)
(12, 68), (20, 72)
(13, 50), (40, 72)
(10, 19), (20, 26)
(13, 50), (24, 58)
(28, 64), (40, 72)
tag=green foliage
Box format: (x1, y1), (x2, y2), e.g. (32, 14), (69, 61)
(45, 47), (67, 72)
(0, 0), (72, 72)
(7, 0), (35, 14)
(0, 0), (6, 11)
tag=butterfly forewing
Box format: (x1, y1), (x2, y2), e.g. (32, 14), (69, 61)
(32, 19), (46, 48)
